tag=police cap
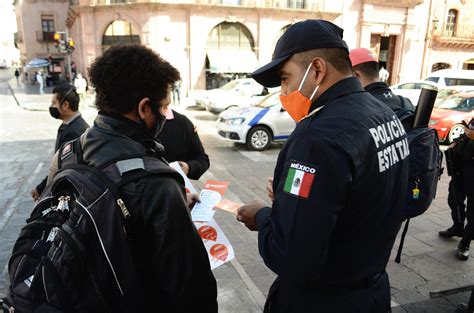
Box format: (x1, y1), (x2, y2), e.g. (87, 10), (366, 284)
(251, 19), (348, 87)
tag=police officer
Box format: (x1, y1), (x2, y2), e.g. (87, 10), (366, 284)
(237, 20), (409, 312)
(30, 83), (89, 200)
(441, 119), (474, 260)
(349, 48), (415, 130)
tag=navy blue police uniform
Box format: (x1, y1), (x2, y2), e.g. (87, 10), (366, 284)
(255, 77), (410, 312)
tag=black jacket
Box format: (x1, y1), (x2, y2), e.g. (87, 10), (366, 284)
(36, 114), (89, 193)
(48, 113), (218, 312)
(157, 110), (209, 179)
(452, 130), (474, 189)
(255, 78), (409, 312)
(365, 82), (415, 130)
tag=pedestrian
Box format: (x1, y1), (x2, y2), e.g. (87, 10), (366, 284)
(236, 20), (410, 312)
(172, 80), (181, 105)
(36, 70), (44, 94)
(46, 45), (218, 311)
(74, 72), (88, 104)
(30, 83), (89, 201)
(439, 119), (474, 260)
(14, 69), (19, 82)
(349, 48), (415, 130)
(379, 66), (390, 82)
(157, 107), (209, 179)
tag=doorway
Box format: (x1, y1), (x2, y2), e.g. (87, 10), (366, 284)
(370, 34), (397, 85)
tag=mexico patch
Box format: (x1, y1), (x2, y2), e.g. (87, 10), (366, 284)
(283, 161), (315, 199)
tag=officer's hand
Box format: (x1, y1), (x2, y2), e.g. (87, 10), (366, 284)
(448, 141), (457, 149)
(266, 177), (274, 202)
(186, 193), (200, 211)
(178, 161), (190, 176)
(236, 200), (266, 231)
(31, 188), (40, 201)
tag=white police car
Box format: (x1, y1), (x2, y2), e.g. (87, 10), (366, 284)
(217, 92), (295, 151)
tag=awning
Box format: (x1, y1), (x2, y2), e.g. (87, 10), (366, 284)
(26, 58), (50, 68)
(207, 50), (259, 74)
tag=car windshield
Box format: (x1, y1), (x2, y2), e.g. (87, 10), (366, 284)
(254, 93), (281, 108)
(220, 80), (242, 91)
(435, 95), (474, 112)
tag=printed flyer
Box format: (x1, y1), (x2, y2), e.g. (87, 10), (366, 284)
(195, 219), (235, 270)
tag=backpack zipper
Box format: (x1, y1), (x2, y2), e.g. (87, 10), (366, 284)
(75, 199), (125, 296)
(117, 199), (130, 220)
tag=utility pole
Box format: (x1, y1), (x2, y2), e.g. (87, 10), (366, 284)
(66, 29), (72, 83)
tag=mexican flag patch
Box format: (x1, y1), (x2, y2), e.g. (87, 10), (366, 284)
(284, 161), (315, 199)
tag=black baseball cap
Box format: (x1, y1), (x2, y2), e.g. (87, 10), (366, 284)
(251, 19), (348, 87)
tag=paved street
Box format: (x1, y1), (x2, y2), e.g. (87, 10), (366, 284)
(0, 67), (472, 312)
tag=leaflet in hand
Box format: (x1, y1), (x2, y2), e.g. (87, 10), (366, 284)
(169, 161), (197, 194)
(191, 181), (228, 222)
(195, 219), (235, 270)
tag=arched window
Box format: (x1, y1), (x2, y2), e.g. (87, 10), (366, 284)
(431, 62), (451, 73)
(102, 20), (140, 48)
(207, 22), (254, 51)
(272, 25), (290, 49)
(445, 9), (457, 36)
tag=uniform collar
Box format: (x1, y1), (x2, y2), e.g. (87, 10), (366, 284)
(63, 112), (81, 125)
(309, 77), (364, 112)
(364, 81), (391, 93)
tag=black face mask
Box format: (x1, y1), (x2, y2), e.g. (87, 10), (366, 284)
(138, 102), (166, 138)
(49, 107), (61, 119)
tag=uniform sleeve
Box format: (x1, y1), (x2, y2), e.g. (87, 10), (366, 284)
(139, 176), (217, 311)
(183, 118), (210, 180)
(256, 134), (353, 284)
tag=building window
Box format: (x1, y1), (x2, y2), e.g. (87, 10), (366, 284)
(41, 15), (55, 42)
(102, 20), (140, 48)
(287, 0), (304, 9)
(207, 22), (254, 51)
(445, 9), (457, 36)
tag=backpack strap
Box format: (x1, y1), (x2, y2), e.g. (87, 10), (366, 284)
(395, 219), (410, 263)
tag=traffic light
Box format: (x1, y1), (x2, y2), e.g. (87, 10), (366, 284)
(53, 31), (75, 54)
(66, 38), (75, 53)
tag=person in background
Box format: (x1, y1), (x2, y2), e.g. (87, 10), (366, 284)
(440, 119), (474, 261)
(379, 66), (389, 83)
(349, 48), (415, 130)
(30, 83), (89, 200)
(157, 107), (210, 180)
(74, 73), (88, 104)
(36, 70), (44, 94)
(14, 69), (20, 83)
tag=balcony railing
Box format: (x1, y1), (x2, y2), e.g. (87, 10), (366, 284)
(436, 24), (474, 40)
(36, 31), (56, 42)
(75, 0), (341, 11)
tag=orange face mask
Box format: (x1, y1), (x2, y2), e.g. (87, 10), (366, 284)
(280, 63), (319, 122)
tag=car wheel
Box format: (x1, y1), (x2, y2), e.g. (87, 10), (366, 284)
(247, 126), (271, 151)
(448, 124), (465, 143)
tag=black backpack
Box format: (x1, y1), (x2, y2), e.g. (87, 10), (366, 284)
(2, 139), (183, 313)
(394, 116), (443, 263)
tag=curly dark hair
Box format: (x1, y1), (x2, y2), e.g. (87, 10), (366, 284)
(88, 44), (180, 113)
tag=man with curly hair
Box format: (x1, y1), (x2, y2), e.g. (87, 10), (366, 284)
(46, 45), (218, 312)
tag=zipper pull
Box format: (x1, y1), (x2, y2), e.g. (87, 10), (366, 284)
(57, 196), (70, 212)
(117, 199), (131, 219)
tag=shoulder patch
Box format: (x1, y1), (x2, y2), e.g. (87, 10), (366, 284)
(61, 142), (73, 161)
(283, 160), (316, 199)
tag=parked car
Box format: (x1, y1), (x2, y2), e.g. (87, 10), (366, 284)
(425, 69), (474, 88)
(192, 78), (275, 114)
(217, 92), (295, 151)
(391, 80), (438, 105)
(435, 85), (474, 105)
(429, 91), (474, 143)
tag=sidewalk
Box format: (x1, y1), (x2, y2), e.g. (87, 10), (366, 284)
(2, 79), (473, 312)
